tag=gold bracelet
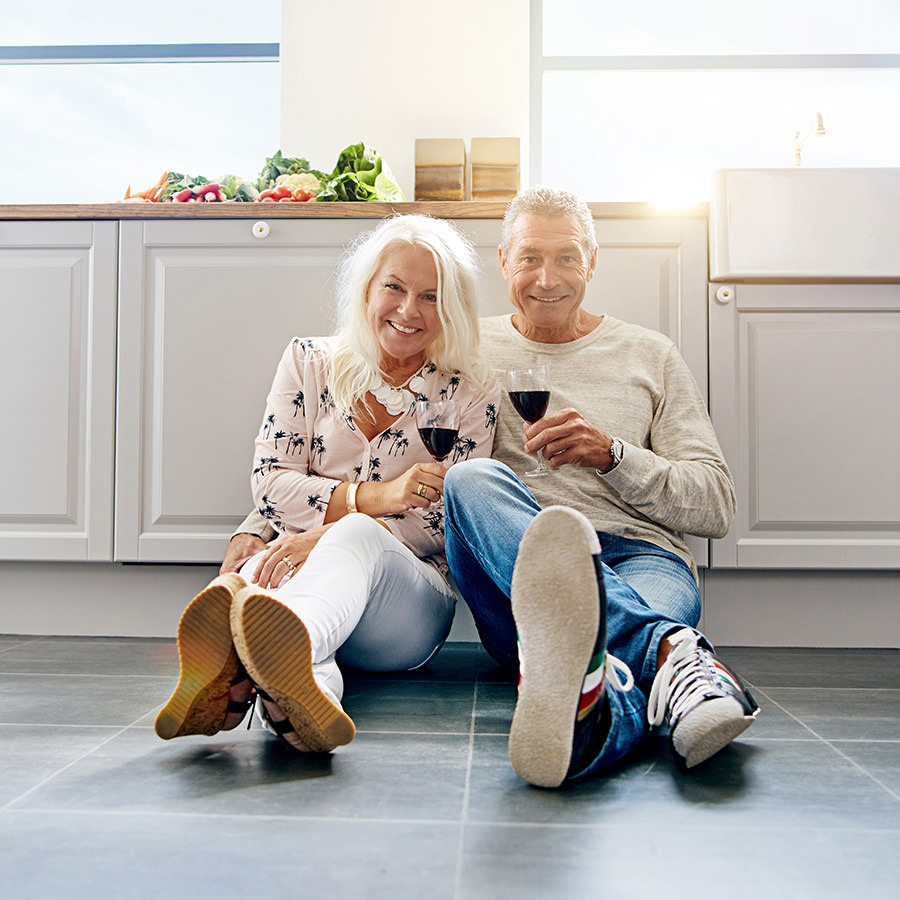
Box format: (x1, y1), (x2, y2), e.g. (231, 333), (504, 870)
(346, 481), (360, 514)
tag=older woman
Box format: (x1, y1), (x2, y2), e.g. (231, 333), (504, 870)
(156, 215), (499, 753)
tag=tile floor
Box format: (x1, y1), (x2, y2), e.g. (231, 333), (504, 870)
(1, 635), (899, 900)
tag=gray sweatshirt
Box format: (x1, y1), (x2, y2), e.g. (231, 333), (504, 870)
(482, 314), (735, 578)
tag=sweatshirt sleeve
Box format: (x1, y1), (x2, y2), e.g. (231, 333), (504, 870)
(601, 346), (736, 538)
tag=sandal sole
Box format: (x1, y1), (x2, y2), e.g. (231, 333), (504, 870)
(508, 507), (601, 788)
(154, 573), (246, 739)
(230, 590), (355, 753)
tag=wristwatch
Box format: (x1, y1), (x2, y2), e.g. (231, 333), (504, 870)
(597, 438), (623, 475)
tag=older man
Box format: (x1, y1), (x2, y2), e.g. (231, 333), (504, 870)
(223, 187), (758, 788)
(441, 186), (757, 788)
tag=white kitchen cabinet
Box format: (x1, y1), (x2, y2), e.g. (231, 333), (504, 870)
(114, 213), (710, 564)
(113, 217), (510, 562)
(0, 220), (117, 560)
(708, 282), (900, 568)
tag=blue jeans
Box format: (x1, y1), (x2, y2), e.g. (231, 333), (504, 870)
(443, 458), (700, 778)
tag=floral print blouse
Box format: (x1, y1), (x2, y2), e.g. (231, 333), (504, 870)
(251, 337), (500, 562)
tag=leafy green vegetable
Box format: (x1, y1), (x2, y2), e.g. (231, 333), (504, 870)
(256, 150), (328, 192)
(315, 142), (405, 202)
(158, 172), (210, 201)
(217, 174), (259, 202)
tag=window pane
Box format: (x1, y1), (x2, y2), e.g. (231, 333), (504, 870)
(0, 62), (280, 204)
(541, 68), (900, 203)
(544, 0), (900, 56)
(4, 0), (280, 45)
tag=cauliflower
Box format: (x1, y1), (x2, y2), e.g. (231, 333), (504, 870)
(275, 172), (321, 194)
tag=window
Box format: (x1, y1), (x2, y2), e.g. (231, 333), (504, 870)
(533, 0), (900, 203)
(0, 1), (280, 204)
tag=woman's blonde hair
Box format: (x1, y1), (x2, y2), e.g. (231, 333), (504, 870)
(328, 214), (490, 418)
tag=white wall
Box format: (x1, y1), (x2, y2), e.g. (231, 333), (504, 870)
(280, 0), (530, 199)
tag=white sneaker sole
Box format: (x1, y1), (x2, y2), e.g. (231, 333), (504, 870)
(672, 696), (757, 768)
(508, 507), (601, 788)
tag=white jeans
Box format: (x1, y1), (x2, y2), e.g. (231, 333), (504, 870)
(238, 513), (457, 701)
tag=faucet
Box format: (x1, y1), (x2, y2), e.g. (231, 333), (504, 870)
(792, 112), (827, 166)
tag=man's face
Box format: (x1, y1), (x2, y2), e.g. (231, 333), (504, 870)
(499, 212), (597, 340)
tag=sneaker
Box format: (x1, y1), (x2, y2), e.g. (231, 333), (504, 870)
(648, 628), (760, 768)
(229, 587), (355, 753)
(508, 507), (634, 788)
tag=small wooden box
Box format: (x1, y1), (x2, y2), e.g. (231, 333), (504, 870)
(470, 137), (520, 201)
(415, 139), (466, 201)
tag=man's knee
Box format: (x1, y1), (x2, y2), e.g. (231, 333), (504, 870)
(445, 457), (506, 500)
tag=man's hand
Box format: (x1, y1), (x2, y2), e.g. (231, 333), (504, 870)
(523, 407), (616, 471)
(219, 532), (267, 575)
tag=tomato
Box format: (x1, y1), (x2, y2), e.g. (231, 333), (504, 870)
(293, 189), (314, 202)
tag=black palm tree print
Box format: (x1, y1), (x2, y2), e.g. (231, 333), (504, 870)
(367, 457), (382, 482)
(320, 387), (333, 410)
(287, 432), (305, 455)
(311, 434), (326, 465)
(273, 430), (286, 449)
(376, 427), (396, 449)
(257, 493), (284, 522)
(291, 391), (305, 418)
(252, 456), (281, 481)
(307, 493), (327, 513)
(390, 434), (408, 456)
(423, 508), (444, 536)
(485, 403), (498, 429)
(452, 437), (477, 463)
(263, 413), (275, 437)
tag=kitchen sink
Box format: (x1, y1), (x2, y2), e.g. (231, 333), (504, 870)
(709, 168), (900, 280)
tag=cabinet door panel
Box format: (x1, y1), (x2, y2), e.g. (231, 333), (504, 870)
(116, 221), (344, 561)
(710, 283), (900, 567)
(0, 222), (116, 560)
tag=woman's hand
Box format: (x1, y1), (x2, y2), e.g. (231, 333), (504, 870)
(250, 526), (332, 589)
(359, 462), (446, 515)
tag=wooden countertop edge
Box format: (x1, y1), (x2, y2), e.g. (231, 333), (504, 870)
(0, 200), (709, 221)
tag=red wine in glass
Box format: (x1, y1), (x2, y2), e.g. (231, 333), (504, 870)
(505, 365), (551, 476)
(417, 425), (459, 462)
(415, 399), (460, 507)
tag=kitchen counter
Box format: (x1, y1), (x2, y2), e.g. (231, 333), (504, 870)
(0, 201), (709, 221)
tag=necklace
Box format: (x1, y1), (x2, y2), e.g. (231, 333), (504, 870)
(372, 367), (427, 415)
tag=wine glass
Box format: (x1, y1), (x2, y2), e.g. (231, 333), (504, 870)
(415, 399), (460, 508)
(505, 365), (551, 477)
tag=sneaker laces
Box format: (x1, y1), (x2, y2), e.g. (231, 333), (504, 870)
(605, 652), (635, 694)
(647, 628), (711, 728)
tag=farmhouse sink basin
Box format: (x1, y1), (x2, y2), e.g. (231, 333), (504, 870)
(709, 168), (900, 280)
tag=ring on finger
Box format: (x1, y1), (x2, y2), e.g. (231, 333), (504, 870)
(283, 556), (296, 572)
(416, 483), (429, 498)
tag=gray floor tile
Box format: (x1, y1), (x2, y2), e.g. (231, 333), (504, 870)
(765, 686), (900, 740)
(458, 821), (900, 900)
(0, 810), (462, 900)
(3, 637), (899, 900)
(0, 673), (175, 727)
(11, 726), (472, 822)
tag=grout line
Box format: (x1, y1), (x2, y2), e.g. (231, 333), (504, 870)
(757, 688), (900, 805)
(1, 711), (152, 812)
(452, 683), (478, 900)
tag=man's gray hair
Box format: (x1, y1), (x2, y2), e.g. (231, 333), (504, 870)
(500, 186), (598, 260)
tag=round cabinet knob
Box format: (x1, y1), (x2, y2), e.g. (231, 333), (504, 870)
(252, 221), (270, 239)
(715, 286), (733, 304)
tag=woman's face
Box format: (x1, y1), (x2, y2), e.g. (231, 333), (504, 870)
(366, 244), (442, 367)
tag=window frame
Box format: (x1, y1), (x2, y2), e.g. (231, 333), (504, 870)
(529, 0), (900, 185)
